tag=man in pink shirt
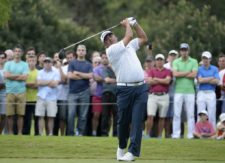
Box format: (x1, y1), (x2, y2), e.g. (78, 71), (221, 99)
(145, 54), (172, 138)
(194, 110), (216, 139)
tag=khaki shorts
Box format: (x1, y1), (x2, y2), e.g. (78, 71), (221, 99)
(35, 98), (57, 117)
(147, 93), (169, 118)
(6, 93), (26, 116)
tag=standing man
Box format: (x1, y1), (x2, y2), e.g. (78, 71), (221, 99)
(67, 44), (92, 136)
(145, 54), (172, 138)
(197, 51), (219, 129)
(23, 54), (39, 135)
(4, 45), (29, 135)
(172, 43), (198, 139)
(35, 57), (60, 136)
(101, 17), (148, 161)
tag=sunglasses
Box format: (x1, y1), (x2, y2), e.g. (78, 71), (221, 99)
(94, 61), (101, 64)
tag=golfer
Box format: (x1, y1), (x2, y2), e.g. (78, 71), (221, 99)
(100, 17), (148, 161)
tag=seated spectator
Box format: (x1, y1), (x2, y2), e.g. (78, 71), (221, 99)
(193, 110), (216, 139)
(217, 113), (225, 140)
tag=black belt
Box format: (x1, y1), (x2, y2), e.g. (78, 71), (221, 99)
(151, 92), (167, 96)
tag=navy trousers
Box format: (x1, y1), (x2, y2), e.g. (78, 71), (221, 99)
(116, 84), (148, 157)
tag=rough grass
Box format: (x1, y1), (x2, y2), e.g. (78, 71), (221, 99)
(0, 136), (224, 162)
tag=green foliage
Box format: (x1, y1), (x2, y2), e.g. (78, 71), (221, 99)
(1, 0), (225, 61)
(0, 0), (11, 26)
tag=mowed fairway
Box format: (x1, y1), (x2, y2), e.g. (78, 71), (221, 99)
(0, 136), (224, 163)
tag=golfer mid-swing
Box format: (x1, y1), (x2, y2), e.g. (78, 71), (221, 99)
(100, 17), (148, 161)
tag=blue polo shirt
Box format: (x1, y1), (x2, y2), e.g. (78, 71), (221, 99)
(197, 65), (219, 91)
(68, 60), (92, 94)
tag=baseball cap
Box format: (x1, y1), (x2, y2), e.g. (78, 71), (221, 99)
(219, 113), (225, 122)
(100, 31), (113, 43)
(202, 51), (212, 59)
(180, 43), (189, 50)
(198, 110), (208, 116)
(44, 57), (53, 62)
(155, 54), (165, 60)
(168, 50), (178, 56)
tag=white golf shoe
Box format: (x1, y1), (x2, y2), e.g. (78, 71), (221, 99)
(119, 152), (135, 161)
(116, 147), (125, 161)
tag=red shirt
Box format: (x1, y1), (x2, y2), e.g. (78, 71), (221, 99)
(194, 121), (215, 135)
(147, 67), (172, 93)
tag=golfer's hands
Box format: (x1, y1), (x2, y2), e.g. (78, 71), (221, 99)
(127, 17), (137, 26)
(120, 18), (130, 28)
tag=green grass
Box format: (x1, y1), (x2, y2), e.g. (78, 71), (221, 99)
(0, 136), (224, 162)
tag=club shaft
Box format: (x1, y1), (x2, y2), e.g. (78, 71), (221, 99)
(63, 24), (120, 50)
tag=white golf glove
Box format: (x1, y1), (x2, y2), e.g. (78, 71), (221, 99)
(127, 17), (137, 26)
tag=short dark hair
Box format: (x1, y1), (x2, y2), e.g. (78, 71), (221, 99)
(37, 51), (46, 60)
(26, 47), (36, 53)
(0, 51), (7, 58)
(100, 51), (106, 57)
(13, 44), (23, 51)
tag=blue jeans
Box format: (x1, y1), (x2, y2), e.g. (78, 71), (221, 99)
(67, 89), (90, 136)
(117, 84), (148, 157)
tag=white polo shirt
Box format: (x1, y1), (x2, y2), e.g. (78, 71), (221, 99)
(106, 38), (144, 83)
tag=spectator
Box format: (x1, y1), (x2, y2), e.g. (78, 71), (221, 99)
(172, 43), (198, 139)
(91, 54), (106, 136)
(91, 51), (100, 62)
(67, 44), (92, 136)
(216, 54), (225, 120)
(23, 54), (39, 135)
(36, 52), (46, 70)
(53, 52), (61, 63)
(35, 57), (60, 136)
(145, 54), (172, 138)
(4, 45), (29, 135)
(197, 51), (219, 129)
(25, 47), (36, 61)
(101, 53), (117, 137)
(4, 49), (14, 61)
(53, 54), (72, 136)
(0, 52), (7, 134)
(193, 110), (216, 139)
(217, 113), (225, 140)
(164, 50), (178, 138)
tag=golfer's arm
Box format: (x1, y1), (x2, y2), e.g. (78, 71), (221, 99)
(133, 24), (148, 46)
(122, 24), (133, 46)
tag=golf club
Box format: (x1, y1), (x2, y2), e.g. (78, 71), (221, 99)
(58, 23), (120, 58)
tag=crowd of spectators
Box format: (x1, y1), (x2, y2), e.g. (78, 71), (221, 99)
(0, 43), (225, 140)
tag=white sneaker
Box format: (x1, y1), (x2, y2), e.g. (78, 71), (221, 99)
(116, 147), (125, 160)
(119, 152), (135, 161)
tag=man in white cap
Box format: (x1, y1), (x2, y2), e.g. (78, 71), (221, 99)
(145, 54), (172, 138)
(101, 17), (148, 161)
(172, 43), (198, 139)
(197, 51), (219, 129)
